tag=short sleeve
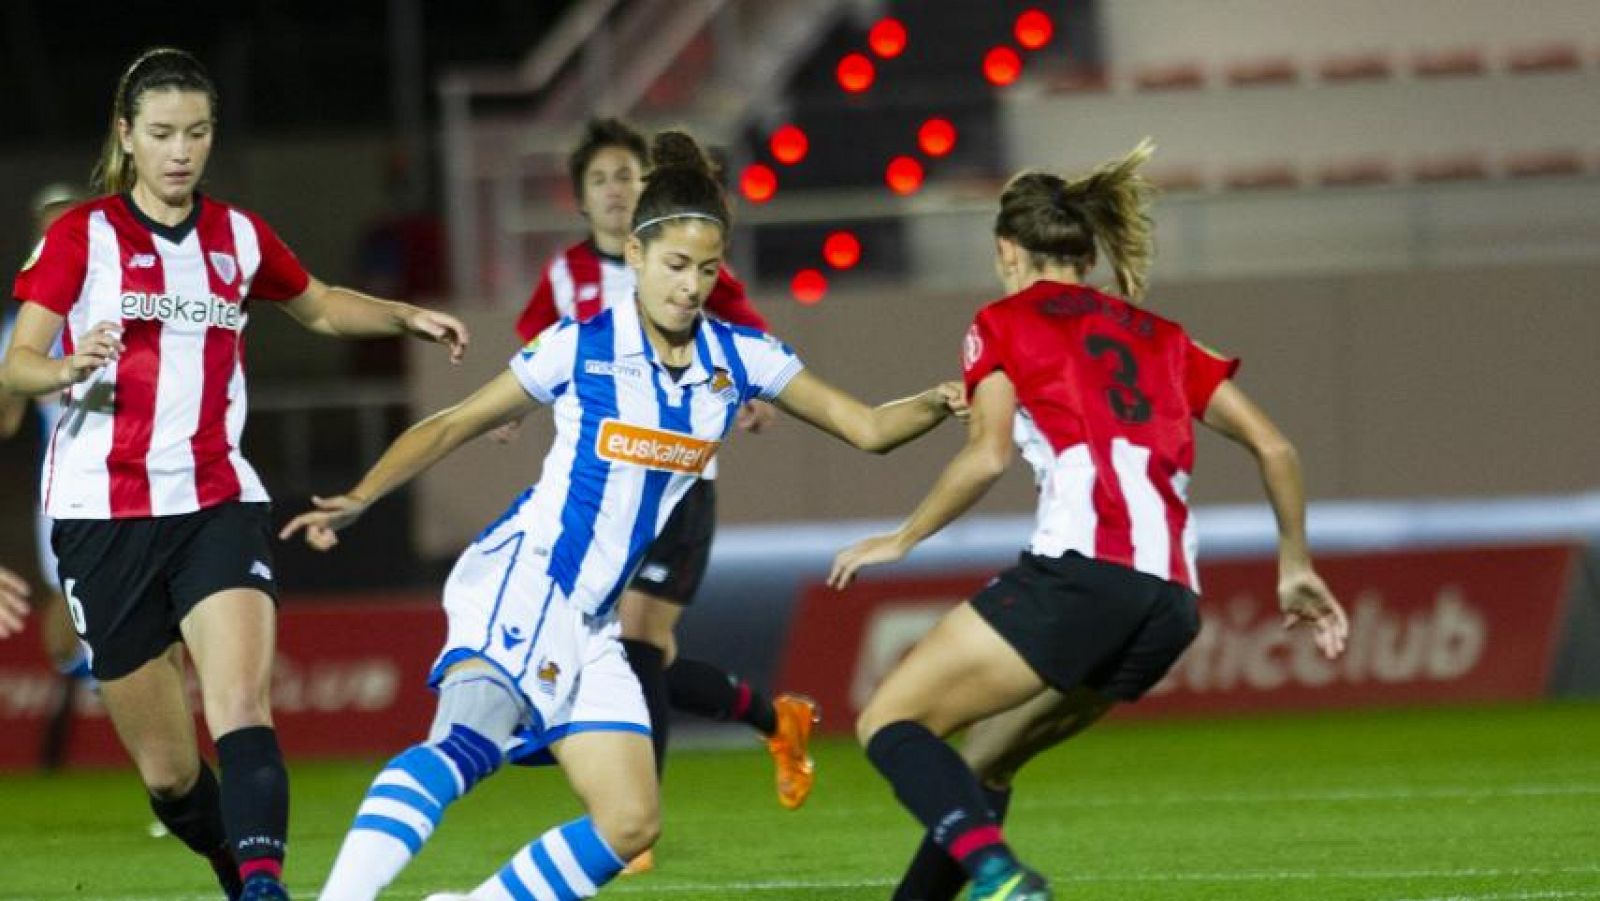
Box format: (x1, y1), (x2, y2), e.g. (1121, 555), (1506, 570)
(704, 267), (770, 332)
(13, 212), (88, 316)
(961, 309), (1006, 397)
(508, 319), (579, 405)
(1183, 334), (1240, 415)
(514, 272), (559, 343)
(245, 214), (311, 302)
(736, 331), (804, 400)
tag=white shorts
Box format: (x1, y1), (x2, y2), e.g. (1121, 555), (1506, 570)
(428, 530), (650, 766)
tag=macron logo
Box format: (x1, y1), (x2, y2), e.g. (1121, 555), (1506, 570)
(249, 561), (273, 581)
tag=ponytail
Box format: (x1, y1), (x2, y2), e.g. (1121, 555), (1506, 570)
(91, 48), (218, 195)
(995, 138), (1157, 301)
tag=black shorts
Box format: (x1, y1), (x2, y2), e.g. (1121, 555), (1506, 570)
(970, 551), (1200, 702)
(626, 479), (715, 605)
(52, 502), (279, 680)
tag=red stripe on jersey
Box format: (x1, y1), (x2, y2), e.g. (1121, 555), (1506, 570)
(107, 205), (163, 518)
(1089, 443), (1135, 569)
(191, 204), (244, 507)
(567, 244), (604, 321)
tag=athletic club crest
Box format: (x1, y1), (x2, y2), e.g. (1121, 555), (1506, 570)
(208, 251), (238, 286)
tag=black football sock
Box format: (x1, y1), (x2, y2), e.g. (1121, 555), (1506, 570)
(148, 762), (243, 899)
(892, 783), (1014, 901)
(216, 726), (289, 884)
(866, 721), (1015, 880)
(665, 656), (778, 736)
(622, 639), (670, 777)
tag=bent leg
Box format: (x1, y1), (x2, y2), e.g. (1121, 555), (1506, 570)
(618, 589), (681, 777)
(319, 661), (523, 901)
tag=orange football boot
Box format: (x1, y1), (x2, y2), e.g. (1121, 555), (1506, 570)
(765, 693), (819, 810)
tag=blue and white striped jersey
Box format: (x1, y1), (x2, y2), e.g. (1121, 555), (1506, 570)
(498, 297), (802, 616)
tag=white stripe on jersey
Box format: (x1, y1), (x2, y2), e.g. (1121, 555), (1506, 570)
(1111, 437), (1171, 581)
(1029, 441), (1097, 560)
(149, 231), (207, 514)
(226, 211), (269, 503)
(1173, 470), (1200, 590)
(548, 255), (578, 320)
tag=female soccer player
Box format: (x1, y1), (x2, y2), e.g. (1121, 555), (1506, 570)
(829, 141), (1350, 901)
(1, 48), (469, 901)
(284, 130), (963, 901)
(512, 118), (817, 829)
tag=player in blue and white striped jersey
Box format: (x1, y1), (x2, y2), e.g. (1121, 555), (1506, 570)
(285, 130), (965, 901)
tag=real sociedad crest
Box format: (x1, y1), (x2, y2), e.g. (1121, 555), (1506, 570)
(208, 251), (238, 286)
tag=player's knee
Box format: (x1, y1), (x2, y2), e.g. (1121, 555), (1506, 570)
(138, 755), (202, 800)
(592, 798), (660, 859)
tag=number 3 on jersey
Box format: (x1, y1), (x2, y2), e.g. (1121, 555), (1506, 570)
(1086, 334), (1152, 424)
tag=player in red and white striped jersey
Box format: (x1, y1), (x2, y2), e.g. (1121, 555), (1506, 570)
(830, 142), (1350, 901)
(0, 49), (468, 901)
(508, 120), (817, 848)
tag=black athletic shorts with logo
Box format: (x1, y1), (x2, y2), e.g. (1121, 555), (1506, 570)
(970, 551), (1201, 702)
(52, 501), (279, 680)
(626, 478), (715, 606)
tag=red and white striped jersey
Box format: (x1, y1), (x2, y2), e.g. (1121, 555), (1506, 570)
(12, 194), (310, 520)
(514, 239), (768, 342)
(962, 281), (1238, 590)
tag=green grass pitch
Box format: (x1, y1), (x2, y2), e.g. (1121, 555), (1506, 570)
(4, 702), (1598, 901)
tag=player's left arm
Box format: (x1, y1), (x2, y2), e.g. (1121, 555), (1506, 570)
(281, 277), (469, 363)
(279, 369), (536, 550)
(772, 368), (960, 454)
(828, 371), (1014, 589)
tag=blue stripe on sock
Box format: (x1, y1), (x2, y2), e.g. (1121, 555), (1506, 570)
(437, 724), (502, 790)
(530, 841), (580, 901)
(558, 817), (624, 883)
(393, 745), (461, 804)
(368, 784), (442, 823)
(352, 814), (424, 854)
(496, 868), (537, 901)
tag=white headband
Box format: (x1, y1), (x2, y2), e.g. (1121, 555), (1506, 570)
(632, 211), (725, 235)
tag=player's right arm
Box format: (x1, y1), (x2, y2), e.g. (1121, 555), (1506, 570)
(279, 369), (538, 550)
(1201, 379), (1348, 659)
(0, 304), (123, 397)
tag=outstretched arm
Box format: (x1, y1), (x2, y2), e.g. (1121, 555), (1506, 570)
(829, 372), (1015, 588)
(771, 369), (962, 454)
(1202, 380), (1348, 658)
(279, 370), (536, 550)
(282, 277), (470, 363)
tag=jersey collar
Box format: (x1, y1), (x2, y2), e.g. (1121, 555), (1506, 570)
(120, 192), (204, 245)
(616, 296), (714, 386)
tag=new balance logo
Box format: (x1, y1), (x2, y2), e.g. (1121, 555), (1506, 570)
(128, 253), (157, 269)
(249, 560), (273, 581)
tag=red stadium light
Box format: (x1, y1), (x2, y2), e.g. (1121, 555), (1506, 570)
(885, 156), (925, 196)
(791, 268), (828, 305)
(1014, 9), (1055, 51)
(769, 124), (809, 165)
(740, 163), (778, 204)
(822, 231), (862, 270)
(983, 46), (1024, 86)
(836, 52), (877, 94)
(918, 118), (958, 157)
(868, 18), (908, 59)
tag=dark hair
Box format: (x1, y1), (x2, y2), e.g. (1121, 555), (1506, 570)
(995, 139), (1156, 300)
(629, 130), (731, 245)
(92, 48), (218, 195)
(567, 117), (649, 200)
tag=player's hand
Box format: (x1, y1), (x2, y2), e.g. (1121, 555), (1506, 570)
(0, 566), (31, 639)
(1279, 567), (1348, 659)
(488, 415), (526, 445)
(735, 399), (777, 434)
(62, 321), (123, 385)
(927, 381), (970, 422)
(278, 494), (371, 551)
(828, 533), (911, 590)
(406, 308), (471, 364)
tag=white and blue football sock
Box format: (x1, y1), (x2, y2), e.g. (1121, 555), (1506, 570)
(472, 817), (625, 901)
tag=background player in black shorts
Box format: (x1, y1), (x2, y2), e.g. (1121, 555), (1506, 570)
(829, 142), (1349, 901)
